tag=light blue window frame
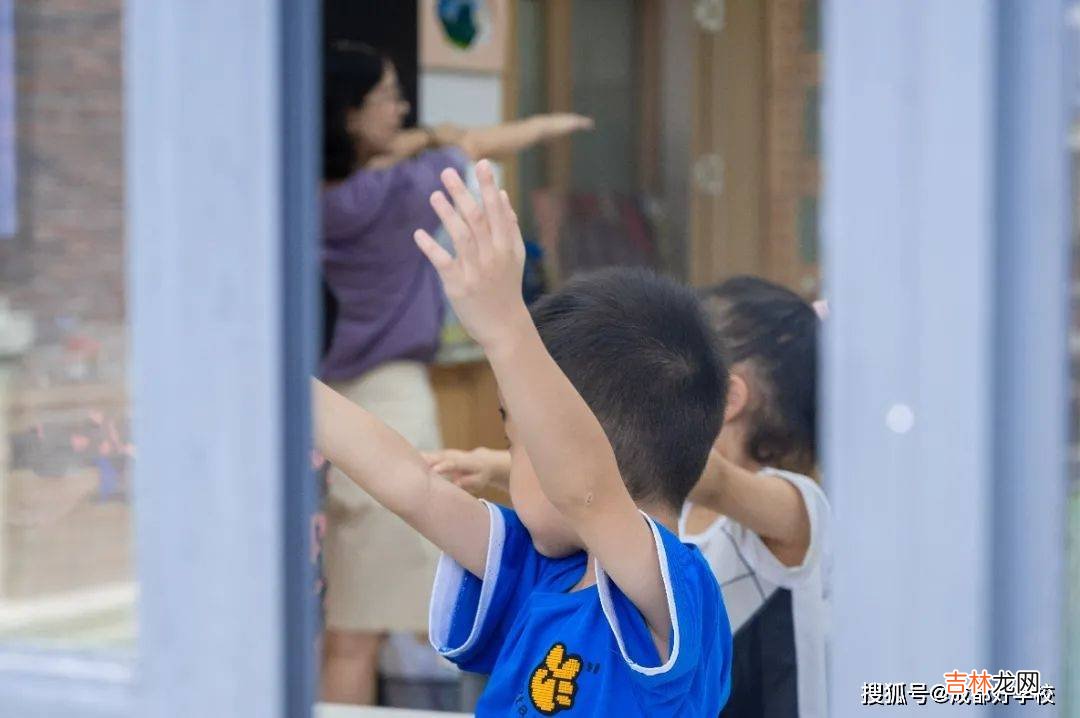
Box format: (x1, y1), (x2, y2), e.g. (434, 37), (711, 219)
(0, 0), (15, 238)
(824, 0), (1072, 715)
(0, 0), (320, 715)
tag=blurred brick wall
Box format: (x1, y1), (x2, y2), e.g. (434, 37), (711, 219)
(0, 0), (130, 599)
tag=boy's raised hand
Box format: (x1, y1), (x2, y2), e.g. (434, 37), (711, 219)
(414, 160), (530, 351)
(417, 163), (673, 655)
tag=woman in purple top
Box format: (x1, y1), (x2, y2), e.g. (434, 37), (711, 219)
(319, 42), (591, 707)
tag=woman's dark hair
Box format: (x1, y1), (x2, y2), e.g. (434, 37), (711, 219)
(321, 279), (338, 359)
(700, 276), (818, 474)
(323, 42), (387, 181)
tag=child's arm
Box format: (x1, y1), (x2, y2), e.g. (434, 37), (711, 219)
(689, 448), (812, 567)
(313, 380), (490, 577)
(423, 447), (511, 497)
(413, 162), (674, 652)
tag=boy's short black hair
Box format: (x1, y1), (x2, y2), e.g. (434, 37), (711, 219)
(530, 268), (728, 510)
(699, 276), (818, 473)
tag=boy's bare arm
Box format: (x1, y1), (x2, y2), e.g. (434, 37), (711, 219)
(413, 162), (673, 651)
(689, 448), (812, 566)
(313, 379), (490, 577)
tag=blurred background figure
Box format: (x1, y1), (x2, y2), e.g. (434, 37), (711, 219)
(319, 38), (589, 709)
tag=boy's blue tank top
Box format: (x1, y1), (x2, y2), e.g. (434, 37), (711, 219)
(429, 502), (733, 717)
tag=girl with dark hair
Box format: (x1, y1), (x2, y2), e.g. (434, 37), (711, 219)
(318, 42), (592, 707)
(679, 276), (830, 718)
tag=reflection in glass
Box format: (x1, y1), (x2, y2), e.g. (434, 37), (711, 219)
(0, 0), (134, 650)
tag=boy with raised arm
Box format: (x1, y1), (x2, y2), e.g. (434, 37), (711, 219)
(314, 160), (732, 716)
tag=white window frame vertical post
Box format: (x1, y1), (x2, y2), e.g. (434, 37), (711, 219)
(0, 0), (320, 716)
(824, 0), (1070, 714)
(127, 0), (320, 715)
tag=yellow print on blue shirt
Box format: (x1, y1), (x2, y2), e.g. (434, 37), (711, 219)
(529, 643), (584, 714)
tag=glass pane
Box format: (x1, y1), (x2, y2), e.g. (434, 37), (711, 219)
(803, 0), (820, 53)
(803, 85), (820, 158)
(513, 0), (547, 238)
(797, 195), (819, 265)
(569, 0), (639, 196)
(0, 0), (134, 652)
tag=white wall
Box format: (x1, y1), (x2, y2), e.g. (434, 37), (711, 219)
(418, 71), (503, 127)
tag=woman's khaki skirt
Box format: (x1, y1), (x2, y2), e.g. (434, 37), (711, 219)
(323, 360), (442, 633)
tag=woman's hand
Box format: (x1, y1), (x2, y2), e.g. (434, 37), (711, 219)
(532, 113), (595, 139)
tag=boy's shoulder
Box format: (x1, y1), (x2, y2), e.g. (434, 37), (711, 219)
(431, 504), (732, 714)
(644, 515), (722, 597)
(502, 504), (721, 597)
(493, 504), (591, 584)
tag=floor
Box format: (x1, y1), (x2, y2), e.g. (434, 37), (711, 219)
(317, 705), (469, 718)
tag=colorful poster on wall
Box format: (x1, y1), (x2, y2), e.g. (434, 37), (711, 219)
(420, 0), (508, 74)
(0, 0), (14, 237)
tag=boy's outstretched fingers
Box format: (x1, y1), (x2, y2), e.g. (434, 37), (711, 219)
(499, 189), (515, 216)
(429, 190), (476, 263)
(497, 188), (526, 261)
(499, 190), (520, 231)
(416, 159), (528, 350)
(476, 160), (510, 249)
(414, 229), (454, 273)
(440, 167), (490, 255)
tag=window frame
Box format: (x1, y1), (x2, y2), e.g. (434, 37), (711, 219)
(0, 0), (320, 715)
(823, 0), (1070, 708)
